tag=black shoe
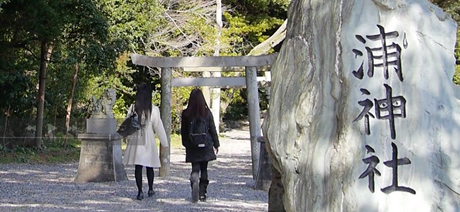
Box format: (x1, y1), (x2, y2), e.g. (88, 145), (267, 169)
(137, 191), (144, 200)
(148, 190), (155, 197)
(199, 195), (206, 202)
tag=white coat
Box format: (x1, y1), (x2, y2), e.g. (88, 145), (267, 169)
(122, 104), (169, 168)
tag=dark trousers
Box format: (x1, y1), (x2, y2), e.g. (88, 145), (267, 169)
(191, 161), (208, 180)
(135, 165), (154, 192)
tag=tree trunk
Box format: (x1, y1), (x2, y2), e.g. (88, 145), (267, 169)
(210, 0), (223, 133)
(2, 105), (10, 147)
(35, 40), (53, 148)
(64, 62), (79, 145)
(248, 19), (287, 56)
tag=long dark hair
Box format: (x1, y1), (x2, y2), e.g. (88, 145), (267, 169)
(134, 82), (152, 125)
(183, 88), (209, 119)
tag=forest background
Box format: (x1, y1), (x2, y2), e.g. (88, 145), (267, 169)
(0, 0), (457, 153)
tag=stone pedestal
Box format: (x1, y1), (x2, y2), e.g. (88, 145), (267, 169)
(255, 136), (272, 190)
(74, 133), (127, 183)
(86, 118), (117, 134)
(268, 164), (286, 212)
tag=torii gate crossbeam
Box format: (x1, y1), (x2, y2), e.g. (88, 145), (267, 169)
(130, 53), (277, 179)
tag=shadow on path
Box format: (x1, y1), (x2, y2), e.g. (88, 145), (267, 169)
(0, 129), (268, 212)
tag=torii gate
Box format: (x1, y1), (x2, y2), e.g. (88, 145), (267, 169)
(130, 53), (277, 178)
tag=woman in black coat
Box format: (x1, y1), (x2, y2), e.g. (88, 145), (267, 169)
(181, 88), (220, 202)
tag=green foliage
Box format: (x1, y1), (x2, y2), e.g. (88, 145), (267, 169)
(430, 0), (460, 85)
(224, 0), (289, 18)
(0, 144), (7, 152)
(171, 86), (194, 133)
(0, 0), (116, 131)
(221, 86), (269, 122)
(0, 0), (289, 151)
(93, 0), (170, 117)
(0, 135), (81, 164)
(221, 0), (288, 55)
(223, 89), (248, 120)
(113, 93), (129, 119)
(0, 0), (8, 12)
(98, 0), (165, 51)
(454, 66), (460, 85)
(170, 133), (184, 149)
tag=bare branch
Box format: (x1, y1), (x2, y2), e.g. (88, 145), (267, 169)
(146, 0), (223, 56)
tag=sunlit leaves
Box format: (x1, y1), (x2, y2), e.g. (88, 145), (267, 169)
(430, 0), (460, 84)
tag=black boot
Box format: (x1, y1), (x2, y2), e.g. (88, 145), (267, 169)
(199, 178), (209, 202)
(190, 173), (199, 203)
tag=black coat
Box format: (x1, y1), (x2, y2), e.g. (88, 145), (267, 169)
(181, 110), (220, 163)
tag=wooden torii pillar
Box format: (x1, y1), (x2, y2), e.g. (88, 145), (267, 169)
(130, 53), (276, 178)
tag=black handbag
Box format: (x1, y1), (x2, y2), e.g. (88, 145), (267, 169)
(117, 106), (140, 137)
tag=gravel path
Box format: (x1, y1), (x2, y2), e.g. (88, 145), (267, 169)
(0, 129), (268, 212)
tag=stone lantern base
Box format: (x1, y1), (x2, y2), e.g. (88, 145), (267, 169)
(74, 133), (127, 183)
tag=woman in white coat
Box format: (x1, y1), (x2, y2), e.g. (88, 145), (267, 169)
(123, 83), (169, 200)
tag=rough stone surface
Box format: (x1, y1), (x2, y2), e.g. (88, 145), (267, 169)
(264, 0), (460, 211)
(268, 163), (285, 212)
(75, 133), (127, 183)
(86, 118), (117, 134)
(255, 137), (272, 191)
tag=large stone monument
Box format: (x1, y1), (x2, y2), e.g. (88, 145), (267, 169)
(264, 0), (460, 211)
(75, 89), (127, 183)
